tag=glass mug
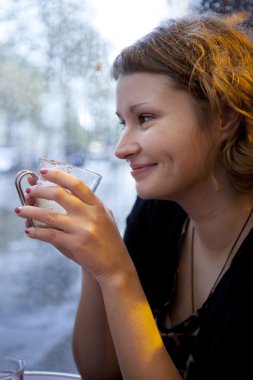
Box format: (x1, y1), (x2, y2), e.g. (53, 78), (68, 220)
(0, 354), (25, 380)
(15, 158), (102, 228)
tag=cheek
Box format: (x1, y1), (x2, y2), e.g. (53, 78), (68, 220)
(147, 130), (191, 160)
(167, 131), (213, 178)
(194, 128), (219, 172)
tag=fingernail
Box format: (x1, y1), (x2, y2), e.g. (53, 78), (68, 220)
(26, 188), (31, 194)
(40, 168), (48, 175)
(25, 228), (31, 235)
(15, 207), (22, 214)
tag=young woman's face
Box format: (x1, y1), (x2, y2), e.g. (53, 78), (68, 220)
(114, 73), (219, 201)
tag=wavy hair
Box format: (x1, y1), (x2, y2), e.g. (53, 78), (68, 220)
(111, 14), (253, 194)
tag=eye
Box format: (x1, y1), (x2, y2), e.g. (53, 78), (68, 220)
(139, 114), (155, 124)
(118, 118), (126, 130)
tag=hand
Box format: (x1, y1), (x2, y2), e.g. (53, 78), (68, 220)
(25, 174), (37, 207)
(15, 169), (131, 284)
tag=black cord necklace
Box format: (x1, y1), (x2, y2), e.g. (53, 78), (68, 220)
(190, 207), (253, 314)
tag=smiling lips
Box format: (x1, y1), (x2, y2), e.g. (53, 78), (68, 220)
(130, 163), (157, 178)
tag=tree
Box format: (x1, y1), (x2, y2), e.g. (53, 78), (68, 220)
(194, 0), (253, 26)
(0, 0), (114, 162)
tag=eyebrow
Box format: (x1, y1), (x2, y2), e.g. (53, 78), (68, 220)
(115, 101), (150, 118)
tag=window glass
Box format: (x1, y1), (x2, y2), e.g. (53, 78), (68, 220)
(0, 0), (189, 373)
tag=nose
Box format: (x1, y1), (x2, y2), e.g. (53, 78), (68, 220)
(114, 129), (140, 160)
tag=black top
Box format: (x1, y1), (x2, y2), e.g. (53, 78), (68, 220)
(123, 197), (253, 380)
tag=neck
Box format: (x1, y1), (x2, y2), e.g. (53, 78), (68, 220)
(184, 192), (253, 252)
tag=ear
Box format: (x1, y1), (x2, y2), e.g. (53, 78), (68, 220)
(219, 106), (241, 142)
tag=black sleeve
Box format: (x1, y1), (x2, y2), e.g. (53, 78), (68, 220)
(123, 196), (187, 309)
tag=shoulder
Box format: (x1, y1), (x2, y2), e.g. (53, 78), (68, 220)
(124, 197), (187, 254)
(123, 197), (187, 308)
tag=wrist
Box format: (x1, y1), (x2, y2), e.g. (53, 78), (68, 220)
(99, 262), (139, 294)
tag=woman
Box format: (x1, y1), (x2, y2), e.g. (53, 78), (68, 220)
(15, 14), (253, 379)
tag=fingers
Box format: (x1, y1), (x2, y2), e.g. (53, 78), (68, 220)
(24, 225), (75, 254)
(26, 184), (85, 214)
(15, 205), (73, 232)
(39, 168), (99, 206)
(27, 175), (37, 186)
(15, 167), (103, 234)
(24, 175), (37, 206)
(16, 204), (87, 265)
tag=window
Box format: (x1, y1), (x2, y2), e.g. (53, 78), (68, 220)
(0, 0), (188, 373)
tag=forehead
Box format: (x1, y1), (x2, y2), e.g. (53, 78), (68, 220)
(116, 72), (178, 94)
(115, 73), (180, 110)
(115, 72), (215, 126)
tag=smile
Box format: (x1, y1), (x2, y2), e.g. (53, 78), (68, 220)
(130, 163), (157, 178)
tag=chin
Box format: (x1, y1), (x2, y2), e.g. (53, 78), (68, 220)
(136, 183), (176, 201)
(136, 187), (164, 200)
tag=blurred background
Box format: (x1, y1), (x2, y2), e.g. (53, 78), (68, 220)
(0, 0), (252, 374)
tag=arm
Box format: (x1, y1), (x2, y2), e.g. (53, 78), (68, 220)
(73, 270), (121, 379)
(74, 258), (180, 380)
(100, 265), (181, 380)
(15, 169), (181, 380)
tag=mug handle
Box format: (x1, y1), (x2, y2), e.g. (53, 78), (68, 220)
(15, 170), (39, 227)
